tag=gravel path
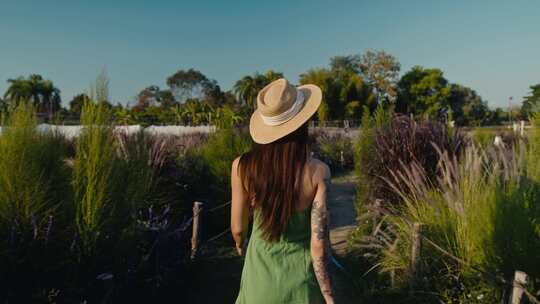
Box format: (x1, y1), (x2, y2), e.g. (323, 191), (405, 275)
(328, 173), (358, 256)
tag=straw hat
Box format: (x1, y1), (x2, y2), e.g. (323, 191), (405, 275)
(249, 78), (322, 144)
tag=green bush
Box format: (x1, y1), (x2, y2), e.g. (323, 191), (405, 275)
(199, 128), (251, 200)
(471, 128), (494, 147)
(353, 105), (384, 214)
(0, 100), (203, 302)
(353, 144), (540, 301)
(310, 130), (354, 172)
(0, 102), (70, 301)
(354, 105), (463, 209)
(73, 100), (122, 257)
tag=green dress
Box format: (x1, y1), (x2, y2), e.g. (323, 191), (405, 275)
(235, 206), (324, 304)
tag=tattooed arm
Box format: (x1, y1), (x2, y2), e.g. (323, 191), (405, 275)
(310, 163), (334, 304)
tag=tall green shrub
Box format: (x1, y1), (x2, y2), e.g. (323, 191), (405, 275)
(200, 128), (251, 196)
(0, 102), (68, 301)
(354, 104), (395, 211)
(73, 99), (119, 256)
(116, 132), (168, 210)
(0, 102), (67, 239)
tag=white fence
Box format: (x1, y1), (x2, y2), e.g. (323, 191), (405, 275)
(0, 124), (216, 139)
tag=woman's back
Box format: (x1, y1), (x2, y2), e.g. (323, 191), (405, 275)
(235, 159), (327, 304)
(231, 78), (334, 304)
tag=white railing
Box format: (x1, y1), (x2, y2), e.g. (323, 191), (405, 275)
(0, 124), (216, 139)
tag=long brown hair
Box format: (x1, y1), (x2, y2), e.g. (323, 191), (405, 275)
(238, 123), (309, 242)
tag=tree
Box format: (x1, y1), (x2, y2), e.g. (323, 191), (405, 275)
(114, 105), (136, 125)
(263, 70), (284, 83)
(299, 68), (337, 121)
(330, 55), (361, 75)
(214, 105), (244, 129)
(234, 75), (260, 110)
(341, 73), (376, 116)
(359, 50), (401, 102)
(396, 66), (451, 120)
(181, 99), (214, 125)
(521, 84), (540, 119)
(0, 97), (5, 114)
(300, 62), (375, 122)
(4, 74), (62, 117)
(4, 77), (33, 102)
(69, 93), (89, 115)
(134, 86), (160, 112)
(233, 70), (283, 110)
(448, 84), (490, 126)
(166, 69), (223, 104)
(133, 85), (177, 112)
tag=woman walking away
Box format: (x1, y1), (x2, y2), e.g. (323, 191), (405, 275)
(231, 79), (334, 304)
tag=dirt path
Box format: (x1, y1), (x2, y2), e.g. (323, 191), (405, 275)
(328, 172), (358, 256)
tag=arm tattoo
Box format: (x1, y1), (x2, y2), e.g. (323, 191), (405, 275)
(314, 254), (333, 297)
(312, 200), (329, 240)
(311, 200), (333, 299)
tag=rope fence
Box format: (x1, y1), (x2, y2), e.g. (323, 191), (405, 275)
(188, 200), (232, 259)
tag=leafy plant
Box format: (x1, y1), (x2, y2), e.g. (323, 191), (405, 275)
(353, 143), (540, 301)
(355, 108), (464, 208)
(310, 130), (354, 172)
(73, 99), (119, 257)
(199, 128), (251, 198)
(0, 102), (69, 301)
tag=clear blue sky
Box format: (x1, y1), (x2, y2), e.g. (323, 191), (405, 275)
(0, 0), (538, 108)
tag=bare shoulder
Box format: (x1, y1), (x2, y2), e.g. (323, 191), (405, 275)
(307, 157), (331, 183)
(232, 155), (241, 168)
(231, 156), (242, 177)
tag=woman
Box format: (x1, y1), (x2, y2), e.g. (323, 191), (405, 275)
(231, 78), (334, 304)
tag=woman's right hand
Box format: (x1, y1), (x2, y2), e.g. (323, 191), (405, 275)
(235, 239), (248, 257)
(324, 295), (335, 304)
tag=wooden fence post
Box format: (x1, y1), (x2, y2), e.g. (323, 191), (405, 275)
(191, 201), (204, 260)
(410, 222), (424, 292)
(509, 270), (528, 304)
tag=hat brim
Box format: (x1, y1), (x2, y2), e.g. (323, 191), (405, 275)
(249, 84), (322, 144)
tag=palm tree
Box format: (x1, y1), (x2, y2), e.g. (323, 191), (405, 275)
(263, 70), (284, 83)
(199, 101), (214, 125)
(233, 71), (283, 110)
(299, 68), (334, 121)
(170, 105), (186, 125)
(183, 100), (208, 125)
(0, 97), (6, 114)
(38, 79), (62, 119)
(215, 105), (244, 129)
(234, 75), (258, 111)
(4, 74), (61, 118)
(4, 77), (32, 102)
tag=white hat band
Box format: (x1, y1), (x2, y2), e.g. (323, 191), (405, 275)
(259, 90), (305, 126)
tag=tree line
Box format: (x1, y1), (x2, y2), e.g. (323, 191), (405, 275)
(1, 50), (538, 127)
